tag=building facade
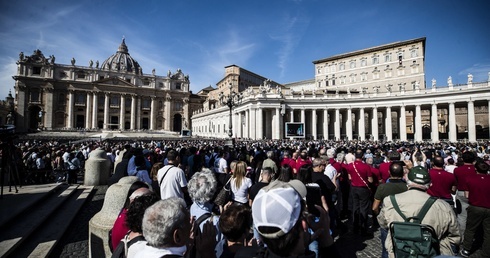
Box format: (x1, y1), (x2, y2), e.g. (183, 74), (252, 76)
(12, 39), (203, 133)
(192, 38), (490, 142)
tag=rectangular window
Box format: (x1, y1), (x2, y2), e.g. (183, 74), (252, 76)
(30, 91), (40, 102)
(411, 49), (417, 58)
(142, 99), (150, 109)
(33, 67), (41, 75)
(361, 59), (367, 67)
(76, 93), (86, 105)
(78, 72), (85, 79)
(372, 57), (379, 65)
(176, 82), (182, 90)
(350, 61), (356, 69)
(173, 102), (183, 111)
(385, 54), (391, 62)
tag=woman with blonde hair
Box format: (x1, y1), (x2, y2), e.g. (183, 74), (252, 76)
(230, 161), (252, 206)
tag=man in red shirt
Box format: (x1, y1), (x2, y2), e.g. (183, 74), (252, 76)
(378, 151), (400, 183)
(454, 151), (477, 236)
(460, 161), (490, 257)
(347, 150), (373, 235)
(295, 150), (311, 173)
(427, 156), (457, 203)
(280, 150), (296, 168)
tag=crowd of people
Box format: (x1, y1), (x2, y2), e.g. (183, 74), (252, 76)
(3, 137), (490, 257)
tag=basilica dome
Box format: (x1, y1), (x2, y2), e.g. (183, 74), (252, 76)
(101, 38), (142, 75)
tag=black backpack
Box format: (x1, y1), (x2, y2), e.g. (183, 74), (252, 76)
(389, 195), (440, 258)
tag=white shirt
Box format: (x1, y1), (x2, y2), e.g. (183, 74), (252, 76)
(157, 165), (187, 200)
(127, 240), (147, 258)
(445, 165), (457, 174)
(218, 158), (228, 173)
(230, 177), (252, 204)
(324, 164), (337, 180)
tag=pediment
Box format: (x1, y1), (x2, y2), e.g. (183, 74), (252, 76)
(97, 77), (134, 87)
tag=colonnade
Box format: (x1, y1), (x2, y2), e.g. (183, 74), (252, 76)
(193, 98), (489, 142)
(65, 91), (178, 131)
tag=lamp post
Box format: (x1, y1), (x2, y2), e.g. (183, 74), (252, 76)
(219, 82), (243, 146)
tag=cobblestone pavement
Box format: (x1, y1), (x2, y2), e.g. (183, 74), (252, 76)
(51, 185), (382, 258)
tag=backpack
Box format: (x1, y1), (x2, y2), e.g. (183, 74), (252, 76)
(185, 213), (212, 258)
(389, 195), (440, 258)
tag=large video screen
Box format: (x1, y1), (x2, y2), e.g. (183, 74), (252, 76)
(285, 122), (305, 138)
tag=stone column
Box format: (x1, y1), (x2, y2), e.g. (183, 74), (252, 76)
(244, 110), (249, 139)
(238, 112), (243, 138)
(415, 104), (422, 142)
(256, 108), (263, 139)
(431, 103), (439, 142)
(301, 109), (305, 124)
(346, 108), (353, 141)
(385, 106), (392, 141)
(290, 110), (294, 122)
(44, 88), (54, 130)
(103, 93), (109, 130)
(312, 109), (317, 140)
(275, 108), (281, 139)
(130, 95), (136, 130)
(372, 107), (378, 141)
(448, 102), (457, 142)
(120, 95), (125, 130)
(323, 108), (329, 140)
(85, 92), (92, 129)
(334, 108), (341, 140)
(137, 97), (142, 130)
(358, 108), (365, 141)
(399, 105), (407, 141)
(67, 90), (74, 128)
(164, 97), (171, 130)
(250, 107), (256, 140)
(92, 92), (98, 129)
(150, 97), (156, 130)
(467, 100), (476, 142)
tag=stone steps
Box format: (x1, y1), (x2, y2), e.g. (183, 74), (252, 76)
(0, 183), (94, 258)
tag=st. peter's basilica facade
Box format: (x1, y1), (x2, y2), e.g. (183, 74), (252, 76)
(12, 39), (203, 133)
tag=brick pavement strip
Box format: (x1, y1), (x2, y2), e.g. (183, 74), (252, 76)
(51, 185), (382, 258)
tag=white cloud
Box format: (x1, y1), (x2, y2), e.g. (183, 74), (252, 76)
(269, 13), (310, 78)
(458, 62), (490, 82)
(0, 57), (18, 99)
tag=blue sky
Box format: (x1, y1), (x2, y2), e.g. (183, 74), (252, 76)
(0, 0), (489, 99)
